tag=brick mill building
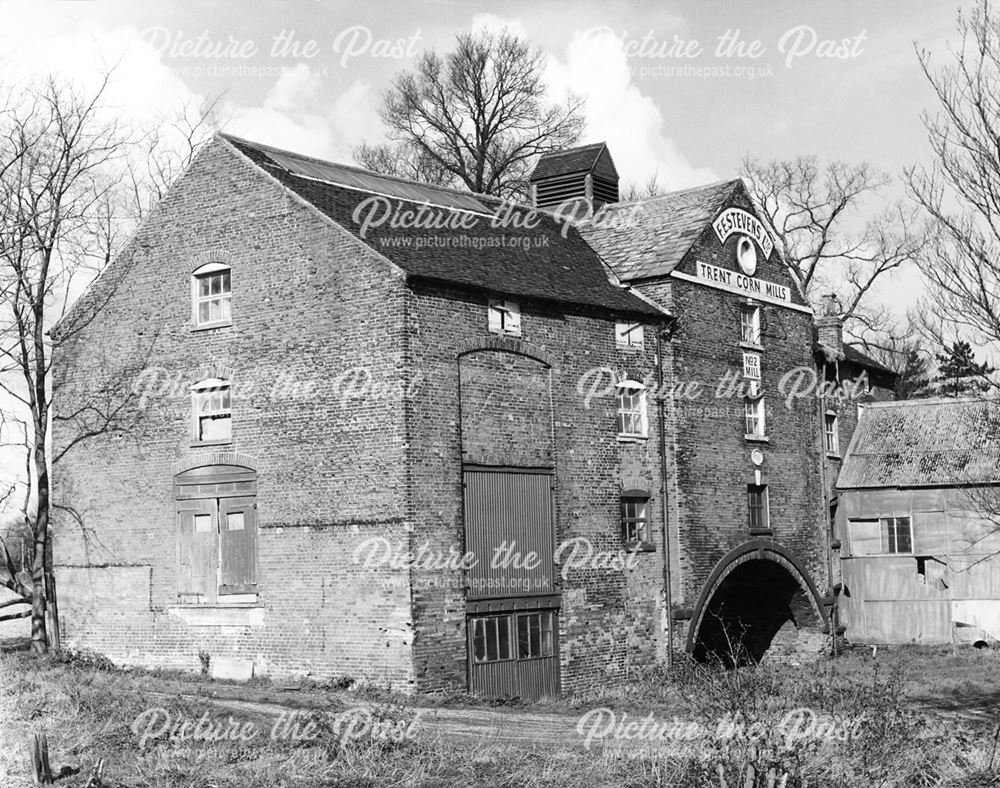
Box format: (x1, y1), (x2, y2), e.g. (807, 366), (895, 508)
(51, 136), (881, 698)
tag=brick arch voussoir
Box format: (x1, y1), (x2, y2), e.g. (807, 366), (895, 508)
(685, 539), (826, 653)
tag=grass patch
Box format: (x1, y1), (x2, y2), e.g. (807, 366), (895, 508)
(1, 646), (999, 786)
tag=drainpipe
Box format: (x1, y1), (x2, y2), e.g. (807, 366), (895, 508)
(656, 323), (675, 669)
(818, 363), (836, 658)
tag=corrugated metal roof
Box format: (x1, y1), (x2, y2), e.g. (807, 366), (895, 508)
(837, 398), (1000, 489)
(222, 134), (662, 316)
(578, 180), (741, 281)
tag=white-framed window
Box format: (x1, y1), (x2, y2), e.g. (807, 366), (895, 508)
(621, 492), (651, 545)
(616, 322), (644, 348)
(824, 412), (839, 454)
(748, 484), (770, 532)
(882, 516), (912, 554)
(191, 379), (232, 443)
(192, 263), (232, 328)
(616, 380), (648, 438)
(488, 298), (521, 336)
(744, 396), (766, 438)
(740, 303), (761, 345)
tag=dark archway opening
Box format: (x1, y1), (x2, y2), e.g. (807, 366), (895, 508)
(693, 558), (821, 665)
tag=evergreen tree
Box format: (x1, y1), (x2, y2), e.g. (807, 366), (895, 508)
(934, 340), (994, 397)
(895, 349), (933, 400)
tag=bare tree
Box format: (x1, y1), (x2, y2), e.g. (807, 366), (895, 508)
(354, 29), (584, 199)
(0, 73), (213, 653)
(906, 1), (1000, 369)
(621, 172), (665, 202)
(740, 156), (924, 345)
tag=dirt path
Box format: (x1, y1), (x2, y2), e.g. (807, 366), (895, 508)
(144, 690), (631, 750)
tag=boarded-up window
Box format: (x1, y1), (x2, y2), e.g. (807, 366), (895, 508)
(177, 495), (257, 602)
(848, 519), (882, 556)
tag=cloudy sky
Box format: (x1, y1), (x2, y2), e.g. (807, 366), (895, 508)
(0, 0), (974, 502)
(0, 0), (960, 189)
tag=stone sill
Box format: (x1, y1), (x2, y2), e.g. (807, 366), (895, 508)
(617, 434), (649, 444)
(190, 320), (233, 333)
(625, 541), (657, 553)
(190, 439), (233, 449)
(167, 604), (265, 627)
(740, 342), (764, 352)
(744, 435), (770, 444)
(826, 452), (842, 460)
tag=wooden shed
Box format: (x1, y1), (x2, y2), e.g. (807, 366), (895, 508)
(835, 397), (1000, 644)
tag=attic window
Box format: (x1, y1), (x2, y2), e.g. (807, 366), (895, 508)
(192, 262), (232, 329)
(488, 299), (521, 337)
(616, 322), (644, 348)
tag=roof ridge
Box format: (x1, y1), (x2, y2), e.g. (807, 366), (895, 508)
(598, 178), (742, 210)
(864, 396), (1000, 408)
(218, 132), (523, 207)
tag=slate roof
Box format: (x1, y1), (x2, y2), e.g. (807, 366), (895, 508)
(837, 398), (1000, 489)
(578, 180), (742, 281)
(843, 345), (895, 377)
(222, 135), (661, 317)
(530, 143), (618, 182)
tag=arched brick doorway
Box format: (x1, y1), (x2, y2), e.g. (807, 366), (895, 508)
(687, 540), (827, 664)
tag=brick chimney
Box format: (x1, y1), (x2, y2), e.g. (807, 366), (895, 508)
(815, 294), (843, 356)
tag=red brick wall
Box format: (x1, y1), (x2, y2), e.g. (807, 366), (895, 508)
(52, 138), (415, 686)
(633, 192), (829, 648)
(402, 283), (670, 691)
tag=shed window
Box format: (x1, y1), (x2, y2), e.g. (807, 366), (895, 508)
(616, 380), (648, 437)
(488, 299), (521, 336)
(847, 519), (881, 556)
(882, 516), (912, 554)
(192, 263), (232, 327)
(192, 379), (231, 443)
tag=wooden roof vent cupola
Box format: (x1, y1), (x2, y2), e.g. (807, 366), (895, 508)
(529, 142), (620, 211)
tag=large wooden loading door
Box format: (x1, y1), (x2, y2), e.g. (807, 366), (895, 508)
(463, 469), (560, 700)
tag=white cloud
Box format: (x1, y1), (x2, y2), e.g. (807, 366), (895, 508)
(547, 27), (716, 192)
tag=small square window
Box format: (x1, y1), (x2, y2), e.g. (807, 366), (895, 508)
(621, 495), (651, 545)
(740, 304), (761, 345)
(616, 322), (644, 348)
(194, 513), (213, 533)
(471, 615), (512, 663)
(227, 512), (245, 531)
(488, 299), (521, 336)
